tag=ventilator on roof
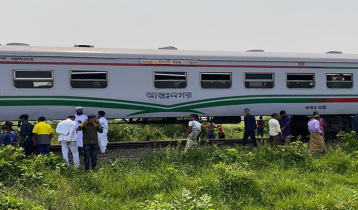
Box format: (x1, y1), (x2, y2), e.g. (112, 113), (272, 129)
(326, 51), (343, 54)
(246, 49), (265, 52)
(159, 46), (178, 50)
(74, 45), (94, 48)
(6, 43), (30, 46)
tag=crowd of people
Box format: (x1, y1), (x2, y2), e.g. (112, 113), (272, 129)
(185, 108), (327, 154)
(0, 107), (109, 170)
(0, 106), (352, 166)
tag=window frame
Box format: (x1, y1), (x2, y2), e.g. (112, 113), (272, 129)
(69, 70), (109, 89)
(199, 72), (232, 90)
(326, 73), (354, 89)
(153, 71), (187, 89)
(243, 72), (275, 89)
(12, 69), (55, 89)
(286, 73), (315, 89)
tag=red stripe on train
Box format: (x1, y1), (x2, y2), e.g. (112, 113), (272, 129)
(325, 98), (358, 102)
(0, 61), (308, 68)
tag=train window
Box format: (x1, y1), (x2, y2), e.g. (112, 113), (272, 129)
(326, 73), (353, 89)
(200, 73), (232, 89)
(70, 71), (108, 89)
(286, 73), (315, 89)
(154, 72), (187, 89)
(13, 70), (54, 89)
(244, 73), (274, 89)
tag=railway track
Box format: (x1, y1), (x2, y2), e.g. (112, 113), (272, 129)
(48, 137), (315, 152)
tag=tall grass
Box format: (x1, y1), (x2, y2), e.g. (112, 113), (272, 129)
(2, 135), (358, 209)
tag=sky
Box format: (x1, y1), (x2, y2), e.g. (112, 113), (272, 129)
(1, 0), (358, 54)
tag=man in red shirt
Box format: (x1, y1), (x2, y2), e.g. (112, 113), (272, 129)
(205, 121), (217, 139)
(257, 116), (264, 141)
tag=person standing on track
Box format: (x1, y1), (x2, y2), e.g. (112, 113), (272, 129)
(74, 107), (87, 148)
(97, 111), (108, 156)
(311, 111), (326, 140)
(19, 114), (34, 156)
(32, 116), (53, 155)
(242, 108), (258, 147)
(279, 110), (291, 142)
(308, 115), (325, 153)
(256, 116), (265, 141)
(185, 114), (201, 152)
(77, 115), (103, 170)
(268, 113), (282, 147)
(205, 121), (216, 139)
(56, 115), (80, 168)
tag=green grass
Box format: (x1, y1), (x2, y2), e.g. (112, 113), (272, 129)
(1, 134), (358, 209)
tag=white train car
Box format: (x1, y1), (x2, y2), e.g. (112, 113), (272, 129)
(0, 43), (356, 135)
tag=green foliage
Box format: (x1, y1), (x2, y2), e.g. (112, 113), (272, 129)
(253, 141), (313, 169)
(2, 134), (358, 209)
(0, 145), (66, 185)
(341, 131), (358, 152)
(137, 188), (214, 210)
(107, 124), (184, 142)
(105, 122), (262, 142)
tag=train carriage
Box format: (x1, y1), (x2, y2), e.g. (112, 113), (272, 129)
(0, 43), (356, 136)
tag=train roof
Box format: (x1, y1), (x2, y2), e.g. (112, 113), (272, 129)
(1, 45), (358, 63)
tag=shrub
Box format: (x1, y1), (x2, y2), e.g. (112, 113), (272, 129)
(136, 188), (214, 210)
(311, 147), (353, 174)
(341, 131), (358, 152)
(0, 146), (66, 186)
(253, 141), (312, 169)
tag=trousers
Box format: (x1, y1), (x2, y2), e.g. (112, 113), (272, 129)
(83, 144), (98, 170)
(22, 137), (34, 156)
(207, 133), (215, 139)
(37, 144), (50, 155)
(243, 131), (258, 147)
(61, 141), (80, 168)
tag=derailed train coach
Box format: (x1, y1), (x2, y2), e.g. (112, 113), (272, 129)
(0, 43), (356, 136)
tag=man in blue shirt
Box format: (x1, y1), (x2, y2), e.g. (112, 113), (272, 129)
(242, 108), (258, 147)
(19, 114), (34, 156)
(0, 126), (18, 147)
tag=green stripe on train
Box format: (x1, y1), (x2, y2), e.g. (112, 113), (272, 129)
(0, 94), (355, 108)
(0, 97), (322, 115)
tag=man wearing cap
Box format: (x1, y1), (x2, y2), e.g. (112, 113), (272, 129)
(74, 107), (87, 147)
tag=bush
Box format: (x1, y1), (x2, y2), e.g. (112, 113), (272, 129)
(0, 146), (66, 186)
(341, 131), (358, 152)
(137, 188), (214, 210)
(253, 141), (312, 169)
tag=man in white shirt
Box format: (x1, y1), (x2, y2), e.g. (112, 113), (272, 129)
(97, 111), (108, 156)
(56, 115), (80, 168)
(268, 113), (282, 146)
(185, 113), (201, 152)
(74, 107), (87, 147)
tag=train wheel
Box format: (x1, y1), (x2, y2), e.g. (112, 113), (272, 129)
(290, 115), (310, 138)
